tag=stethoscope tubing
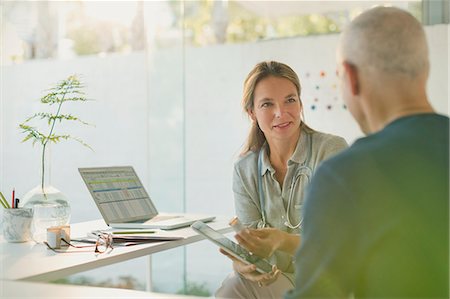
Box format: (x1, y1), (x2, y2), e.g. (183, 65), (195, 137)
(258, 131), (313, 229)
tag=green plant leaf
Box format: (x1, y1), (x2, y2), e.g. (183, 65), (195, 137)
(19, 74), (94, 149)
(19, 124), (46, 145)
(19, 74), (94, 191)
(28, 112), (92, 126)
(70, 136), (94, 151)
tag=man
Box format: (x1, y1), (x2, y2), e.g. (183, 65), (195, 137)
(285, 7), (449, 298)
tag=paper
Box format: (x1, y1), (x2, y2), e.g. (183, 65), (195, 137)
(90, 229), (185, 243)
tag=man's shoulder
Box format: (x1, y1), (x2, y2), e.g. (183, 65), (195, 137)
(313, 113), (449, 177)
(385, 113), (449, 137)
(315, 137), (371, 176)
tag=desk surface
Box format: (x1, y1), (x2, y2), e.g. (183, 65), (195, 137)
(0, 217), (232, 282)
(1, 280), (204, 298)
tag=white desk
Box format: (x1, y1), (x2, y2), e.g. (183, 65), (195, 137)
(1, 217), (232, 282)
(0, 280), (206, 298)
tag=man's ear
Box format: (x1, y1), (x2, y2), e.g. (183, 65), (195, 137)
(343, 61), (360, 95)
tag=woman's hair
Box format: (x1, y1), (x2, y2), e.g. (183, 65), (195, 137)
(241, 61), (308, 155)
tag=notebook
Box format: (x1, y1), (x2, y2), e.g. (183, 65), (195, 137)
(79, 166), (215, 230)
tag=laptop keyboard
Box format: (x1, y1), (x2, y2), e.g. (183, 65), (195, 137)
(150, 215), (182, 222)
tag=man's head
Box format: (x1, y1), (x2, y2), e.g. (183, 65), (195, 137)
(336, 7), (431, 134)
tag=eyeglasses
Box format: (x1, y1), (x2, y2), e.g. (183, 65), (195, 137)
(44, 233), (114, 254)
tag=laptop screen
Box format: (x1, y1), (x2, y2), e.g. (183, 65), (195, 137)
(79, 166), (158, 223)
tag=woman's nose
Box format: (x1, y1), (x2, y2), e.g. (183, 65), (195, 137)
(274, 105), (285, 118)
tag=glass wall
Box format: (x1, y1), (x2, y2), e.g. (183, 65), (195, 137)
(2, 1), (428, 64)
(3, 0), (447, 296)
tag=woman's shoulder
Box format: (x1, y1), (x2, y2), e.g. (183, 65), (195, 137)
(303, 127), (348, 159)
(232, 151), (259, 189)
(234, 150), (258, 171)
(308, 128), (348, 149)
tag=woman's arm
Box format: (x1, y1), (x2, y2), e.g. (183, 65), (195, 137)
(233, 162), (262, 227)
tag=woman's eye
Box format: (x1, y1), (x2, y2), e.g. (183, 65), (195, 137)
(287, 98), (296, 103)
(261, 102), (272, 108)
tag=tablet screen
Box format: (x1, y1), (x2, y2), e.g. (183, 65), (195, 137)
(191, 221), (273, 273)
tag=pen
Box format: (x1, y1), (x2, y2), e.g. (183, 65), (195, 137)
(11, 188), (15, 208)
(70, 238), (97, 244)
(112, 231), (156, 235)
(15, 198), (20, 209)
(0, 191), (10, 208)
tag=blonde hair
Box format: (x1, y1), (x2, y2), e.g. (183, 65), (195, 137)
(241, 61), (309, 155)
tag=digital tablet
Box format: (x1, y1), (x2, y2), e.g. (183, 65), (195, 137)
(191, 221), (274, 273)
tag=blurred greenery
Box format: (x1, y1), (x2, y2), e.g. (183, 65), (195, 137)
(53, 275), (211, 296)
(65, 3), (130, 56)
(408, 1), (423, 21)
(179, 0), (425, 47)
(1, 0), (427, 61)
(176, 280), (211, 297)
(180, 0), (343, 46)
(66, 0), (347, 54)
(53, 275), (145, 290)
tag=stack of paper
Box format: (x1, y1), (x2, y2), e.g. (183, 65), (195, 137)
(90, 229), (185, 244)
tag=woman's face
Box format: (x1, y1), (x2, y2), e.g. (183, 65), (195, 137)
(250, 76), (302, 143)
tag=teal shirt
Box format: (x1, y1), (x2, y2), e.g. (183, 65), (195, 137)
(285, 114), (449, 298)
(233, 126), (348, 284)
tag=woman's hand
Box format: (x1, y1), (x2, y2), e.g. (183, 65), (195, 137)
(219, 248), (281, 286)
(235, 228), (300, 257)
(234, 227), (282, 258)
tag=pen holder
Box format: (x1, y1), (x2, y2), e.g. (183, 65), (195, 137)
(2, 208), (33, 242)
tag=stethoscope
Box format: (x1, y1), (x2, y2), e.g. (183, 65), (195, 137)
(257, 132), (313, 229)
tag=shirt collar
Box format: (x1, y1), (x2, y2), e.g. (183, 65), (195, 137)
(259, 144), (273, 176)
(289, 127), (309, 165)
(259, 127), (310, 176)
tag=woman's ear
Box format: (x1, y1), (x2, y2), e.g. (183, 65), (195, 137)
(248, 109), (256, 121)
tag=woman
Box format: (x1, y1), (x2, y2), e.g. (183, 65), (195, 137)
(215, 61), (348, 299)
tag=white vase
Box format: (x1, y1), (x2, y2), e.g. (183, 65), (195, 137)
(22, 185), (71, 243)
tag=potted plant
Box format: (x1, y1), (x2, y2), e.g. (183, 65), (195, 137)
(19, 74), (93, 242)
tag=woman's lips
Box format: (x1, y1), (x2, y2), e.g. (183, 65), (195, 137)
(273, 122), (291, 129)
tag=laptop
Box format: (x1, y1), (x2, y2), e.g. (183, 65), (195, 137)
(79, 166), (215, 230)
